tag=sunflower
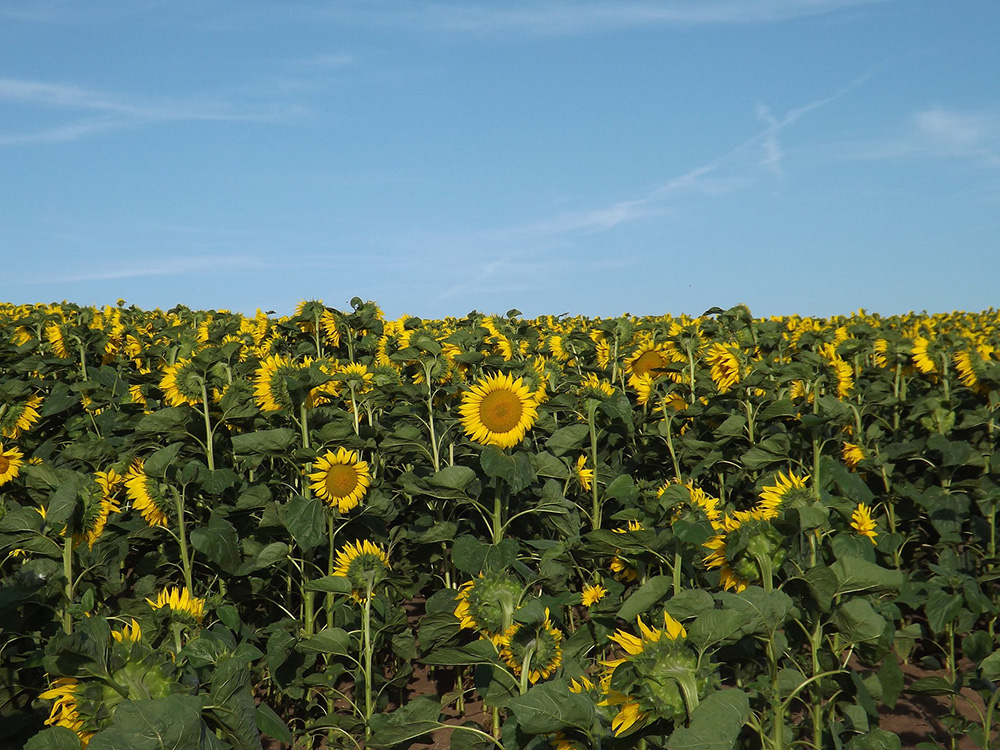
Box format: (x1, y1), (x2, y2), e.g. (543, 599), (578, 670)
(146, 586), (206, 622)
(44, 323), (73, 359)
(459, 371), (538, 450)
(124, 459), (170, 528)
(76, 473), (122, 549)
(454, 571), (522, 646)
(705, 342), (742, 392)
(581, 583), (607, 607)
(756, 471), (811, 520)
(332, 540), (391, 603)
(703, 508), (785, 592)
(111, 618), (143, 643)
(609, 520), (644, 582)
(339, 361), (374, 395)
(0, 442), (24, 486)
(574, 455), (594, 492)
(851, 503), (878, 543)
(842, 442), (865, 470)
(253, 354), (298, 412)
(0, 394), (43, 439)
(159, 358), (203, 407)
(577, 372), (615, 400)
(500, 609), (564, 684)
(308, 447), (370, 513)
(600, 611), (695, 737)
(625, 340), (680, 389)
(40, 677), (94, 746)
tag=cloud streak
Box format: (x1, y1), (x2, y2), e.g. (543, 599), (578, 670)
(319, 0), (888, 37)
(0, 77), (305, 146)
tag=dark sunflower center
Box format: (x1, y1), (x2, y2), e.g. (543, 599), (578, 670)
(632, 350), (667, 378)
(479, 389), (524, 433)
(0, 456), (9, 474)
(325, 465), (359, 498)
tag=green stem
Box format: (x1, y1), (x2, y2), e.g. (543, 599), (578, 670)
(62, 535), (73, 634)
(171, 487), (193, 593)
(492, 483), (504, 545)
(425, 362), (441, 472)
(363, 586), (374, 740)
(327, 515), (336, 627)
(200, 379), (214, 472)
(587, 400), (601, 530)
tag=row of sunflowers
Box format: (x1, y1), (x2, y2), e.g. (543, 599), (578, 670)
(2, 298), (1000, 749)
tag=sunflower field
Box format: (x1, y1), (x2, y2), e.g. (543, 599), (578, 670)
(3, 298), (1000, 750)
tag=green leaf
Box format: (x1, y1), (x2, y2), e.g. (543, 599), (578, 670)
(256, 702), (292, 744)
(831, 599), (886, 646)
(877, 653), (904, 708)
(190, 514), (241, 573)
(617, 575), (673, 622)
(88, 696), (208, 750)
(545, 424), (591, 456)
(24, 727), (82, 750)
(846, 729), (902, 750)
(804, 565), (838, 613)
(507, 681), (595, 734)
(907, 676), (957, 696)
(283, 495), (326, 552)
(480, 447), (534, 493)
(231, 428), (297, 456)
(428, 465), (477, 491)
(299, 627), (352, 655)
(666, 687), (750, 750)
(144, 442), (184, 478)
(366, 697), (442, 748)
(420, 640), (501, 667)
(452, 535), (518, 575)
(925, 590), (964, 634)
(207, 651), (261, 750)
(689, 608), (751, 649)
(830, 557), (902, 595)
(980, 650), (1000, 681)
(304, 576), (354, 595)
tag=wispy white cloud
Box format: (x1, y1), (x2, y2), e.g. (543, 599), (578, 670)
(852, 106), (1000, 167)
(10, 254), (271, 286)
(0, 76), (306, 146)
(318, 0), (887, 37)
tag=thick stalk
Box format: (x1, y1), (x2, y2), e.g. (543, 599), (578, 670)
(587, 400), (601, 530)
(62, 536), (73, 634)
(171, 487), (194, 593)
(200, 379), (215, 471)
(492, 484), (504, 545)
(425, 362), (441, 472)
(327, 515), (336, 627)
(363, 583), (375, 740)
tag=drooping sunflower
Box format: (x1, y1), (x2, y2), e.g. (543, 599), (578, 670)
(146, 586), (206, 622)
(574, 455), (594, 492)
(308, 447), (371, 513)
(253, 354), (307, 412)
(500, 609), (564, 684)
(609, 520), (644, 582)
(459, 371), (538, 450)
(0, 442), (24, 486)
(111, 618), (143, 643)
(76, 473), (123, 549)
(625, 339), (680, 389)
(703, 508), (785, 592)
(851, 503), (878, 543)
(756, 471), (811, 520)
(705, 342), (742, 392)
(158, 358), (203, 407)
(332, 540), (391, 603)
(911, 337), (937, 374)
(577, 372), (615, 400)
(39, 677), (94, 746)
(44, 323), (73, 359)
(124, 459), (170, 528)
(600, 611), (696, 737)
(0, 394), (43, 439)
(454, 571), (522, 646)
(842, 442), (865, 470)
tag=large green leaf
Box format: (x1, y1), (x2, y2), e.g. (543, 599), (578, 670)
(507, 680), (594, 734)
(666, 688), (750, 750)
(366, 696), (442, 748)
(283, 494), (326, 552)
(617, 575), (673, 621)
(88, 695), (210, 750)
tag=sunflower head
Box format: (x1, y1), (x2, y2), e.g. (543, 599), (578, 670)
(159, 359), (204, 407)
(146, 586), (206, 623)
(459, 371), (538, 450)
(0, 441), (25, 487)
(124, 459), (171, 528)
(333, 540), (391, 603)
(851, 503), (878, 543)
(500, 608), (563, 684)
(756, 471), (811, 520)
(601, 611), (702, 736)
(0, 393), (43, 439)
(308, 447), (371, 513)
(703, 509), (787, 592)
(454, 571), (522, 645)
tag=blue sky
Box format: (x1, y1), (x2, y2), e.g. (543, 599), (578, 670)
(2, 0), (998, 320)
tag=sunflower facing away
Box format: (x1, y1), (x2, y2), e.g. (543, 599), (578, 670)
(600, 611), (696, 737)
(0, 441), (24, 487)
(500, 608), (564, 684)
(76, 472), (123, 549)
(308, 447), (371, 513)
(333, 540), (391, 602)
(459, 371), (538, 450)
(454, 571), (522, 646)
(703, 508), (787, 593)
(124, 459), (170, 528)
(158, 358), (203, 407)
(146, 586), (206, 622)
(756, 471), (811, 520)
(40, 677), (94, 747)
(0, 394), (43, 439)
